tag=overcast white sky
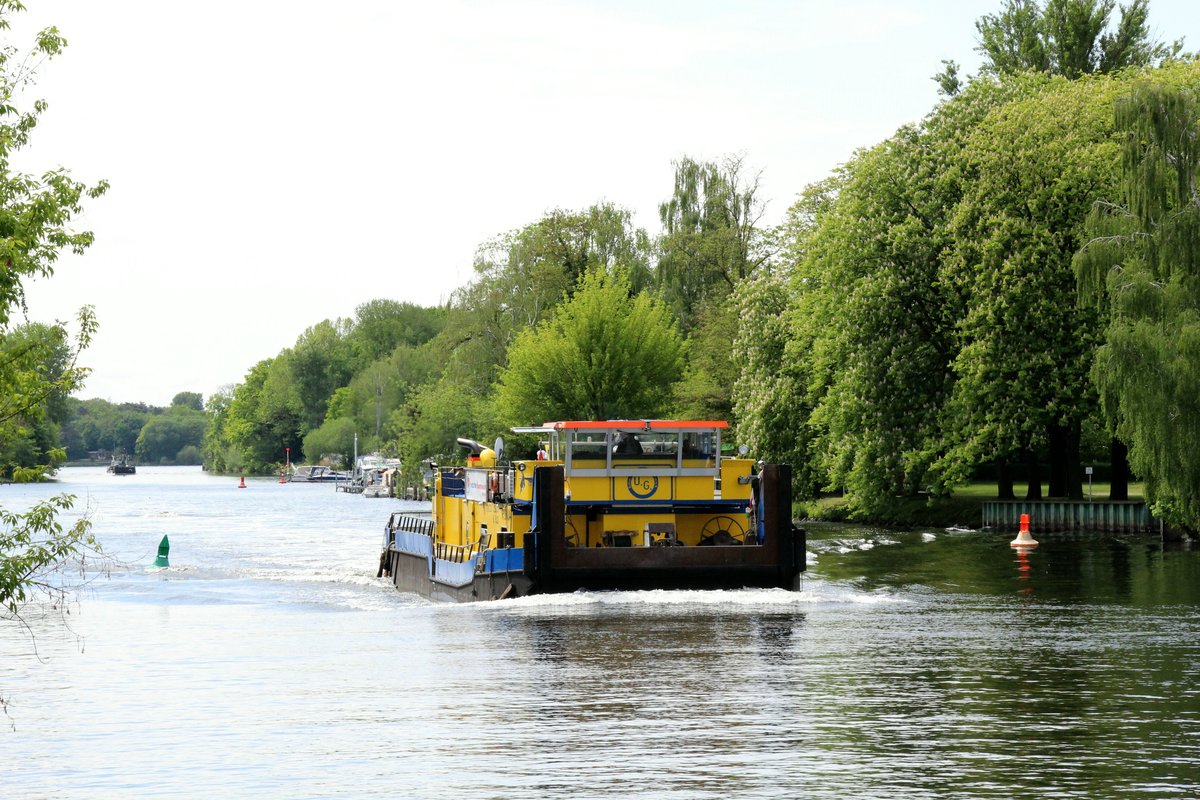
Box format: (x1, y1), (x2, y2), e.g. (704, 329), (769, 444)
(13, 0), (1200, 407)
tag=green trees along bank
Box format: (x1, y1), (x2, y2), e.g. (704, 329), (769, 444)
(199, 57), (1200, 533)
(6, 0), (1199, 617)
(1076, 80), (1200, 528)
(0, 2), (106, 618)
(495, 270), (685, 425)
(57, 394), (208, 466)
(737, 57), (1200, 529)
(194, 6), (1200, 532)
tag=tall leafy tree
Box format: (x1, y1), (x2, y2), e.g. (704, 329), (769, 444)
(763, 77), (1032, 512)
(495, 269), (685, 424)
(976, 0), (1051, 75)
(454, 203), (654, 387)
(345, 299), (446, 371)
(657, 154), (770, 331)
(171, 391), (203, 411)
(287, 318), (353, 430)
(0, 320), (81, 475)
(135, 409), (206, 465)
(670, 303), (739, 422)
(219, 358), (303, 472)
(738, 177), (843, 499)
(305, 335), (444, 463)
(0, 18), (107, 326)
(938, 0), (1182, 95)
(385, 204), (654, 469)
(802, 130), (960, 510)
(201, 388), (236, 472)
(0, 2), (106, 624)
(731, 264), (823, 497)
(301, 416), (357, 467)
(393, 376), (492, 467)
(1075, 73), (1200, 528)
(937, 69), (1183, 499)
(658, 154), (771, 424)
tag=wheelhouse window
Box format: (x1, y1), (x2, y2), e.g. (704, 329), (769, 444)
(568, 428), (722, 474)
(618, 431), (676, 458)
(567, 434), (607, 462)
(682, 431), (717, 460)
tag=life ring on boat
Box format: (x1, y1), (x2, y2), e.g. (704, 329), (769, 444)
(488, 470), (499, 500)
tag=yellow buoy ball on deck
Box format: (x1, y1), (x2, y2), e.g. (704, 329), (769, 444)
(478, 447), (496, 467)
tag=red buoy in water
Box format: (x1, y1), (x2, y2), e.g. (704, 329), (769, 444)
(238, 476), (247, 489)
(1010, 512), (1038, 547)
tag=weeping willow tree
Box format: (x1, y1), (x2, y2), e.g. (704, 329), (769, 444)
(1075, 80), (1200, 529)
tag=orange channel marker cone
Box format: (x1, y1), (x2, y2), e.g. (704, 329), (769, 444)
(1010, 512), (1038, 547)
(238, 475), (247, 489)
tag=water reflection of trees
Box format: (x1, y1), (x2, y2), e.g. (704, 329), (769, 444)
(418, 560), (1200, 798)
(801, 527), (1200, 794)
(809, 526), (1200, 606)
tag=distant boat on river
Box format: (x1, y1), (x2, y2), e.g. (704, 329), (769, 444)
(107, 453), (136, 475)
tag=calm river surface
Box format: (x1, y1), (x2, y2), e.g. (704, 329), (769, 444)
(3, 466), (1199, 798)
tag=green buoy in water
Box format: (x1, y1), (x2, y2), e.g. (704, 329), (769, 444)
(153, 534), (170, 568)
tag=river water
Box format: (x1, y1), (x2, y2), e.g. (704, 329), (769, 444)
(2, 466), (1199, 798)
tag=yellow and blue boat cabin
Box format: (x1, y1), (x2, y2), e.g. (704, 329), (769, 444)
(378, 420), (805, 602)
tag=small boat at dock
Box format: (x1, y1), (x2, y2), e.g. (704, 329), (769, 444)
(348, 454), (402, 498)
(289, 465), (349, 483)
(377, 420), (805, 602)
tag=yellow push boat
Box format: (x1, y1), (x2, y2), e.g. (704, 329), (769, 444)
(377, 420), (805, 601)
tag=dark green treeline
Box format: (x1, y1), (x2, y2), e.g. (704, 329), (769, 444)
(199, 12), (1200, 530)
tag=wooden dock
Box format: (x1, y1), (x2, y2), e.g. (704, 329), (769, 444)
(982, 500), (1157, 533)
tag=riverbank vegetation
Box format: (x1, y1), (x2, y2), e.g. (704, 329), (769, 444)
(59, 393), (207, 466)
(7, 1), (1194, 533)
(0, 0), (106, 625)
(192, 2), (1200, 532)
